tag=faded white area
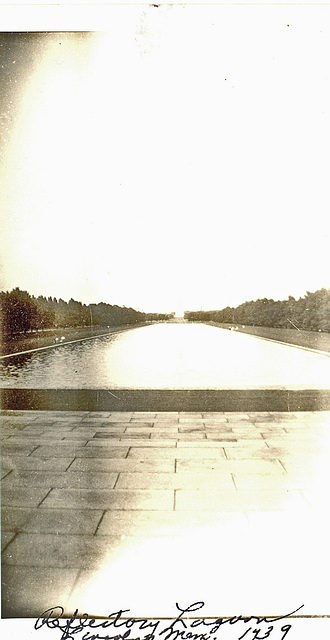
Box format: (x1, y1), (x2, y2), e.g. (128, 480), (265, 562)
(1, 5), (329, 313)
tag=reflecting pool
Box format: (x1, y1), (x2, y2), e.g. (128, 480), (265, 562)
(0, 322), (329, 389)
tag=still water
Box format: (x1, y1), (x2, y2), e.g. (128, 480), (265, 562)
(1, 322), (330, 389)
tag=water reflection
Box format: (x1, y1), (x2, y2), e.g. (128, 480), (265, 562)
(1, 323), (330, 389)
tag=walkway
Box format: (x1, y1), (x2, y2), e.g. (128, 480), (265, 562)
(2, 410), (330, 618)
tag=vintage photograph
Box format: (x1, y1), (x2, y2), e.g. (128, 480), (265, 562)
(1, 3), (330, 637)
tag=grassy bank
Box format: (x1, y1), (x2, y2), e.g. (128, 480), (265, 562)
(1, 323), (150, 357)
(208, 322), (330, 353)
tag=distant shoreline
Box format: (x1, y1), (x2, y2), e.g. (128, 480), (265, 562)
(207, 322), (330, 354)
(0, 323), (151, 358)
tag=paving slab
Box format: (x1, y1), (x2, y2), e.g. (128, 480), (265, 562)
(233, 473), (318, 491)
(116, 472), (235, 490)
(1, 566), (80, 618)
(175, 488), (308, 511)
(90, 422), (134, 429)
(1, 532), (16, 552)
(205, 435), (238, 441)
(87, 438), (176, 447)
(176, 433), (207, 440)
(7, 432), (80, 442)
(228, 431), (264, 440)
(96, 509), (247, 537)
(1, 470), (119, 489)
(128, 447), (226, 459)
(3, 426), (45, 435)
(1, 443), (39, 455)
(40, 488), (174, 510)
(1, 468), (11, 480)
(1, 486), (52, 508)
(130, 413), (157, 419)
(78, 427), (125, 434)
(21, 508), (104, 534)
(1, 532), (130, 569)
(1, 507), (36, 531)
(224, 413), (252, 420)
(81, 417), (112, 423)
(68, 457), (175, 472)
(106, 413), (134, 420)
(176, 440), (233, 448)
(30, 445), (130, 458)
(223, 446), (288, 460)
(6, 437), (89, 447)
(203, 424), (233, 430)
(176, 458), (285, 473)
(2, 455), (74, 472)
(2, 416), (36, 424)
(150, 430), (180, 438)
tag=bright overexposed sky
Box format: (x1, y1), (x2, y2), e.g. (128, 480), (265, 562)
(0, 4), (329, 314)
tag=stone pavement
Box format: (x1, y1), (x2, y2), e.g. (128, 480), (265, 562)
(2, 410), (330, 618)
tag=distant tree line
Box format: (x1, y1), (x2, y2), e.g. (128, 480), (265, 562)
(184, 288), (330, 332)
(0, 288), (173, 338)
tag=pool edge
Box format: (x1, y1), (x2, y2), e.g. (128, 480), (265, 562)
(1, 388), (330, 412)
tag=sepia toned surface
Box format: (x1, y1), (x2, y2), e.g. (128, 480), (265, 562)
(1, 5), (330, 636)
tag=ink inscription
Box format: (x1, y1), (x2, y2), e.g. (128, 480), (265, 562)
(34, 601), (303, 640)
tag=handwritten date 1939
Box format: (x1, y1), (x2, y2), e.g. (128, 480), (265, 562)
(34, 601), (304, 640)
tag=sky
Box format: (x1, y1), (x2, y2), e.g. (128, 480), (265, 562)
(0, 5), (329, 315)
